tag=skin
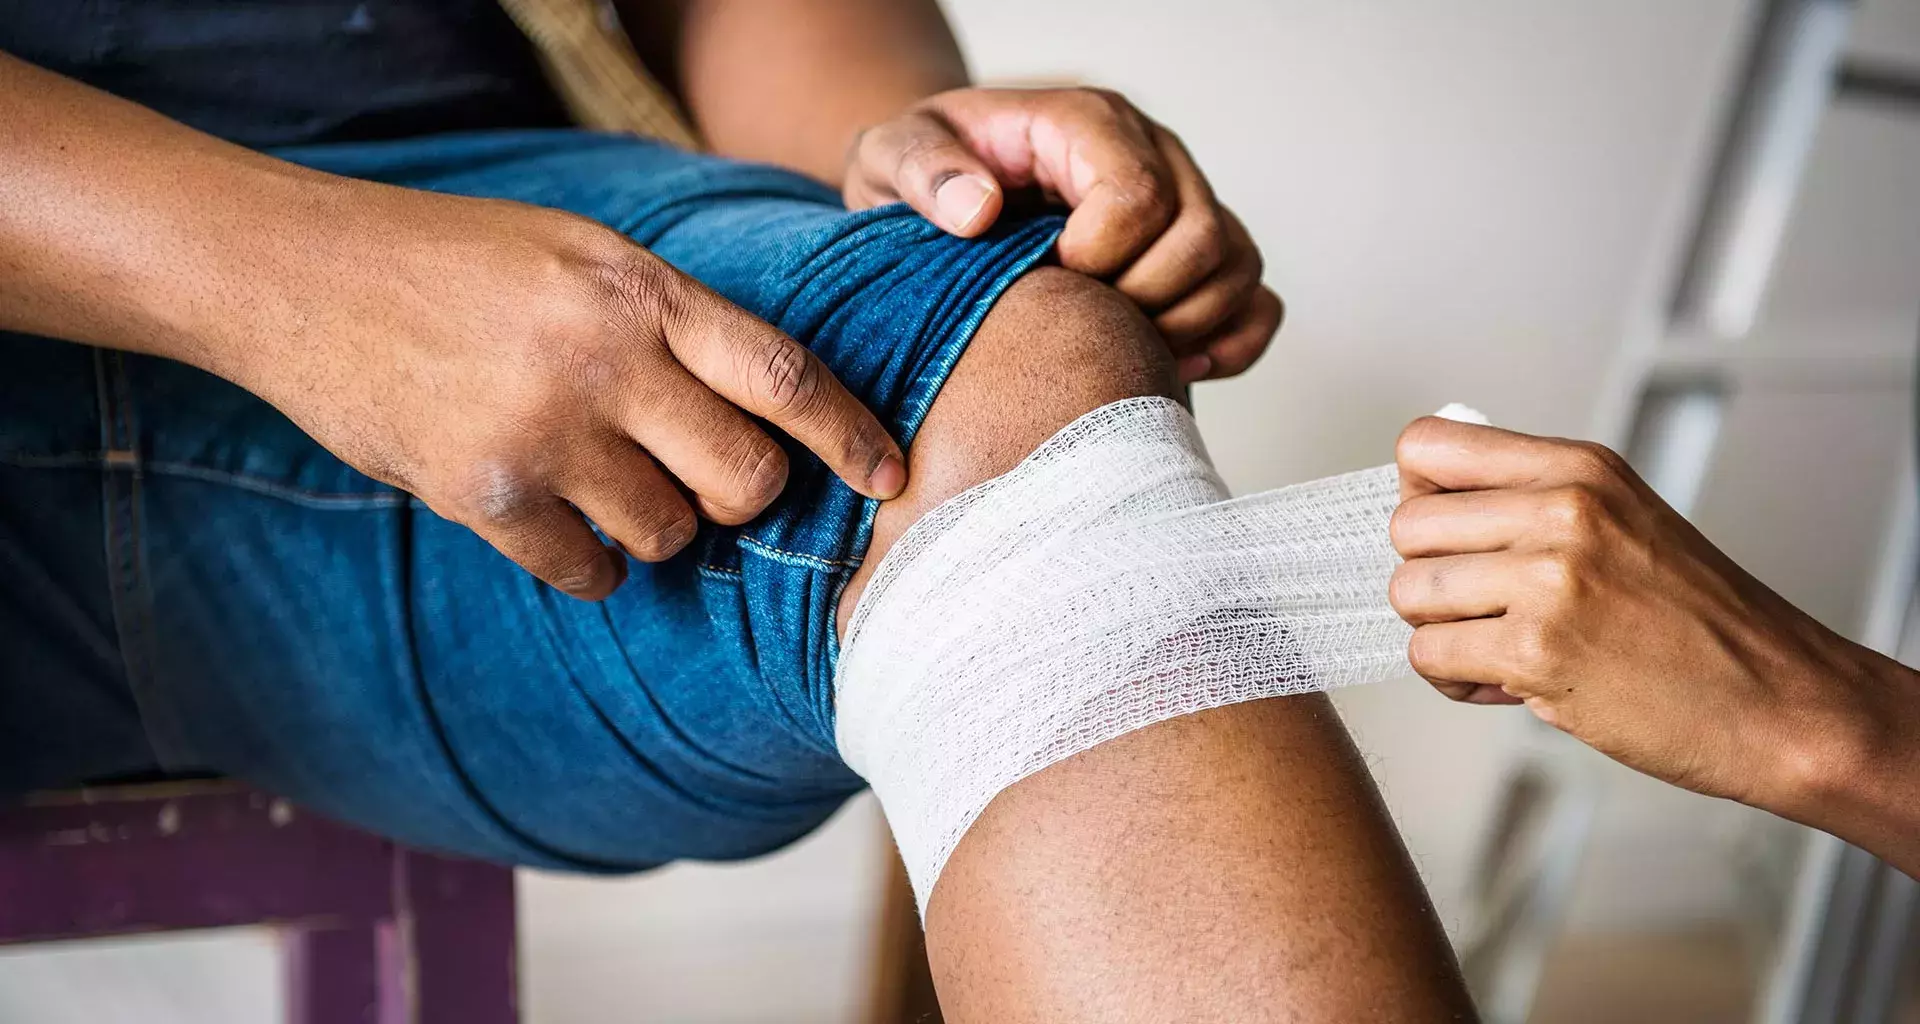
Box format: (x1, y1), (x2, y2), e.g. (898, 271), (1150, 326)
(1391, 416), (1920, 878)
(841, 269), (1477, 1022)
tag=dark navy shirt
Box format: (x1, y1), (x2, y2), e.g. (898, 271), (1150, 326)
(0, 1), (572, 148)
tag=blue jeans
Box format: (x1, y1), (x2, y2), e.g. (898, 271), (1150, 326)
(0, 130), (1063, 871)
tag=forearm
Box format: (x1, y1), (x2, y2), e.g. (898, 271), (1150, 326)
(651, 0), (968, 183)
(0, 51), (350, 376)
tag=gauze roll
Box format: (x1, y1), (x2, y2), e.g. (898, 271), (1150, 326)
(836, 396), (1476, 913)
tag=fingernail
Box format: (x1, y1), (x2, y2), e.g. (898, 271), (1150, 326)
(935, 175), (994, 232)
(869, 452), (907, 499)
(1177, 354), (1213, 383)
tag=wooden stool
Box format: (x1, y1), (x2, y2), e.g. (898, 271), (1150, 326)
(0, 781), (517, 1023)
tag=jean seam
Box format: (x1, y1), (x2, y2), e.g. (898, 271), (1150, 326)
(143, 461), (408, 508)
(93, 350), (175, 766)
(0, 452), (111, 469)
(736, 534), (861, 572)
(0, 453), (411, 509)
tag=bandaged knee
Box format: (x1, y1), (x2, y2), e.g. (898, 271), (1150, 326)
(836, 396), (1483, 913)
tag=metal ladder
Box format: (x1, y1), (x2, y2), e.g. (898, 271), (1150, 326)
(1458, 2), (1920, 1020)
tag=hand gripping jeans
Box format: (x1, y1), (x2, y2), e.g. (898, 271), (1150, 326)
(0, 130), (1063, 871)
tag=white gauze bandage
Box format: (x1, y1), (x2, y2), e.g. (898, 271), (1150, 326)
(836, 396), (1485, 912)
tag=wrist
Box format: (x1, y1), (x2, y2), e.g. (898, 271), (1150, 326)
(171, 167), (373, 387)
(1766, 638), (1920, 853)
(1840, 655), (1920, 848)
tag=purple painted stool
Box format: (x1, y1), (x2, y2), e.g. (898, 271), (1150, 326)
(0, 781), (518, 1023)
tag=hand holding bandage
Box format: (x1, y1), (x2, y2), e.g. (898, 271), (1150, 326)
(1388, 416), (1915, 845)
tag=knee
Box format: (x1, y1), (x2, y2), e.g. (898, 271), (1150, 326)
(941, 266), (1179, 431)
(836, 267), (1178, 637)
(889, 265), (1179, 492)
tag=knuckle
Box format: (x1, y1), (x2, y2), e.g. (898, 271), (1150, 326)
(1251, 292), (1284, 331)
(1209, 344), (1263, 380)
(894, 126), (958, 170)
(1066, 86), (1126, 117)
(750, 338), (822, 418)
(1396, 416), (1447, 465)
(1560, 440), (1627, 485)
(1406, 628), (1444, 678)
(1530, 551), (1583, 603)
(544, 546), (613, 595)
(864, 122), (906, 167)
(593, 249), (679, 332)
(1388, 500), (1422, 553)
(450, 464), (550, 531)
(1246, 240), (1267, 284)
(1111, 171), (1175, 221)
(1093, 87), (1143, 124)
(1540, 484), (1607, 540)
(1510, 621), (1556, 686)
(1180, 209), (1228, 274)
(725, 437), (790, 514)
(853, 124), (889, 165)
(626, 510), (698, 562)
(1387, 562), (1426, 617)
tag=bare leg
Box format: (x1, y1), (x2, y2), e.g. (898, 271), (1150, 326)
(838, 267), (1475, 1022)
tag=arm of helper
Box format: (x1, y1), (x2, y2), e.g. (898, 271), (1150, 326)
(0, 49), (904, 596)
(1390, 415), (1920, 878)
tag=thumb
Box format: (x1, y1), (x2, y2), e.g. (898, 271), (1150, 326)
(847, 111), (1004, 237)
(1398, 415), (1587, 503)
(1396, 416), (1467, 502)
(1396, 407), (1508, 500)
